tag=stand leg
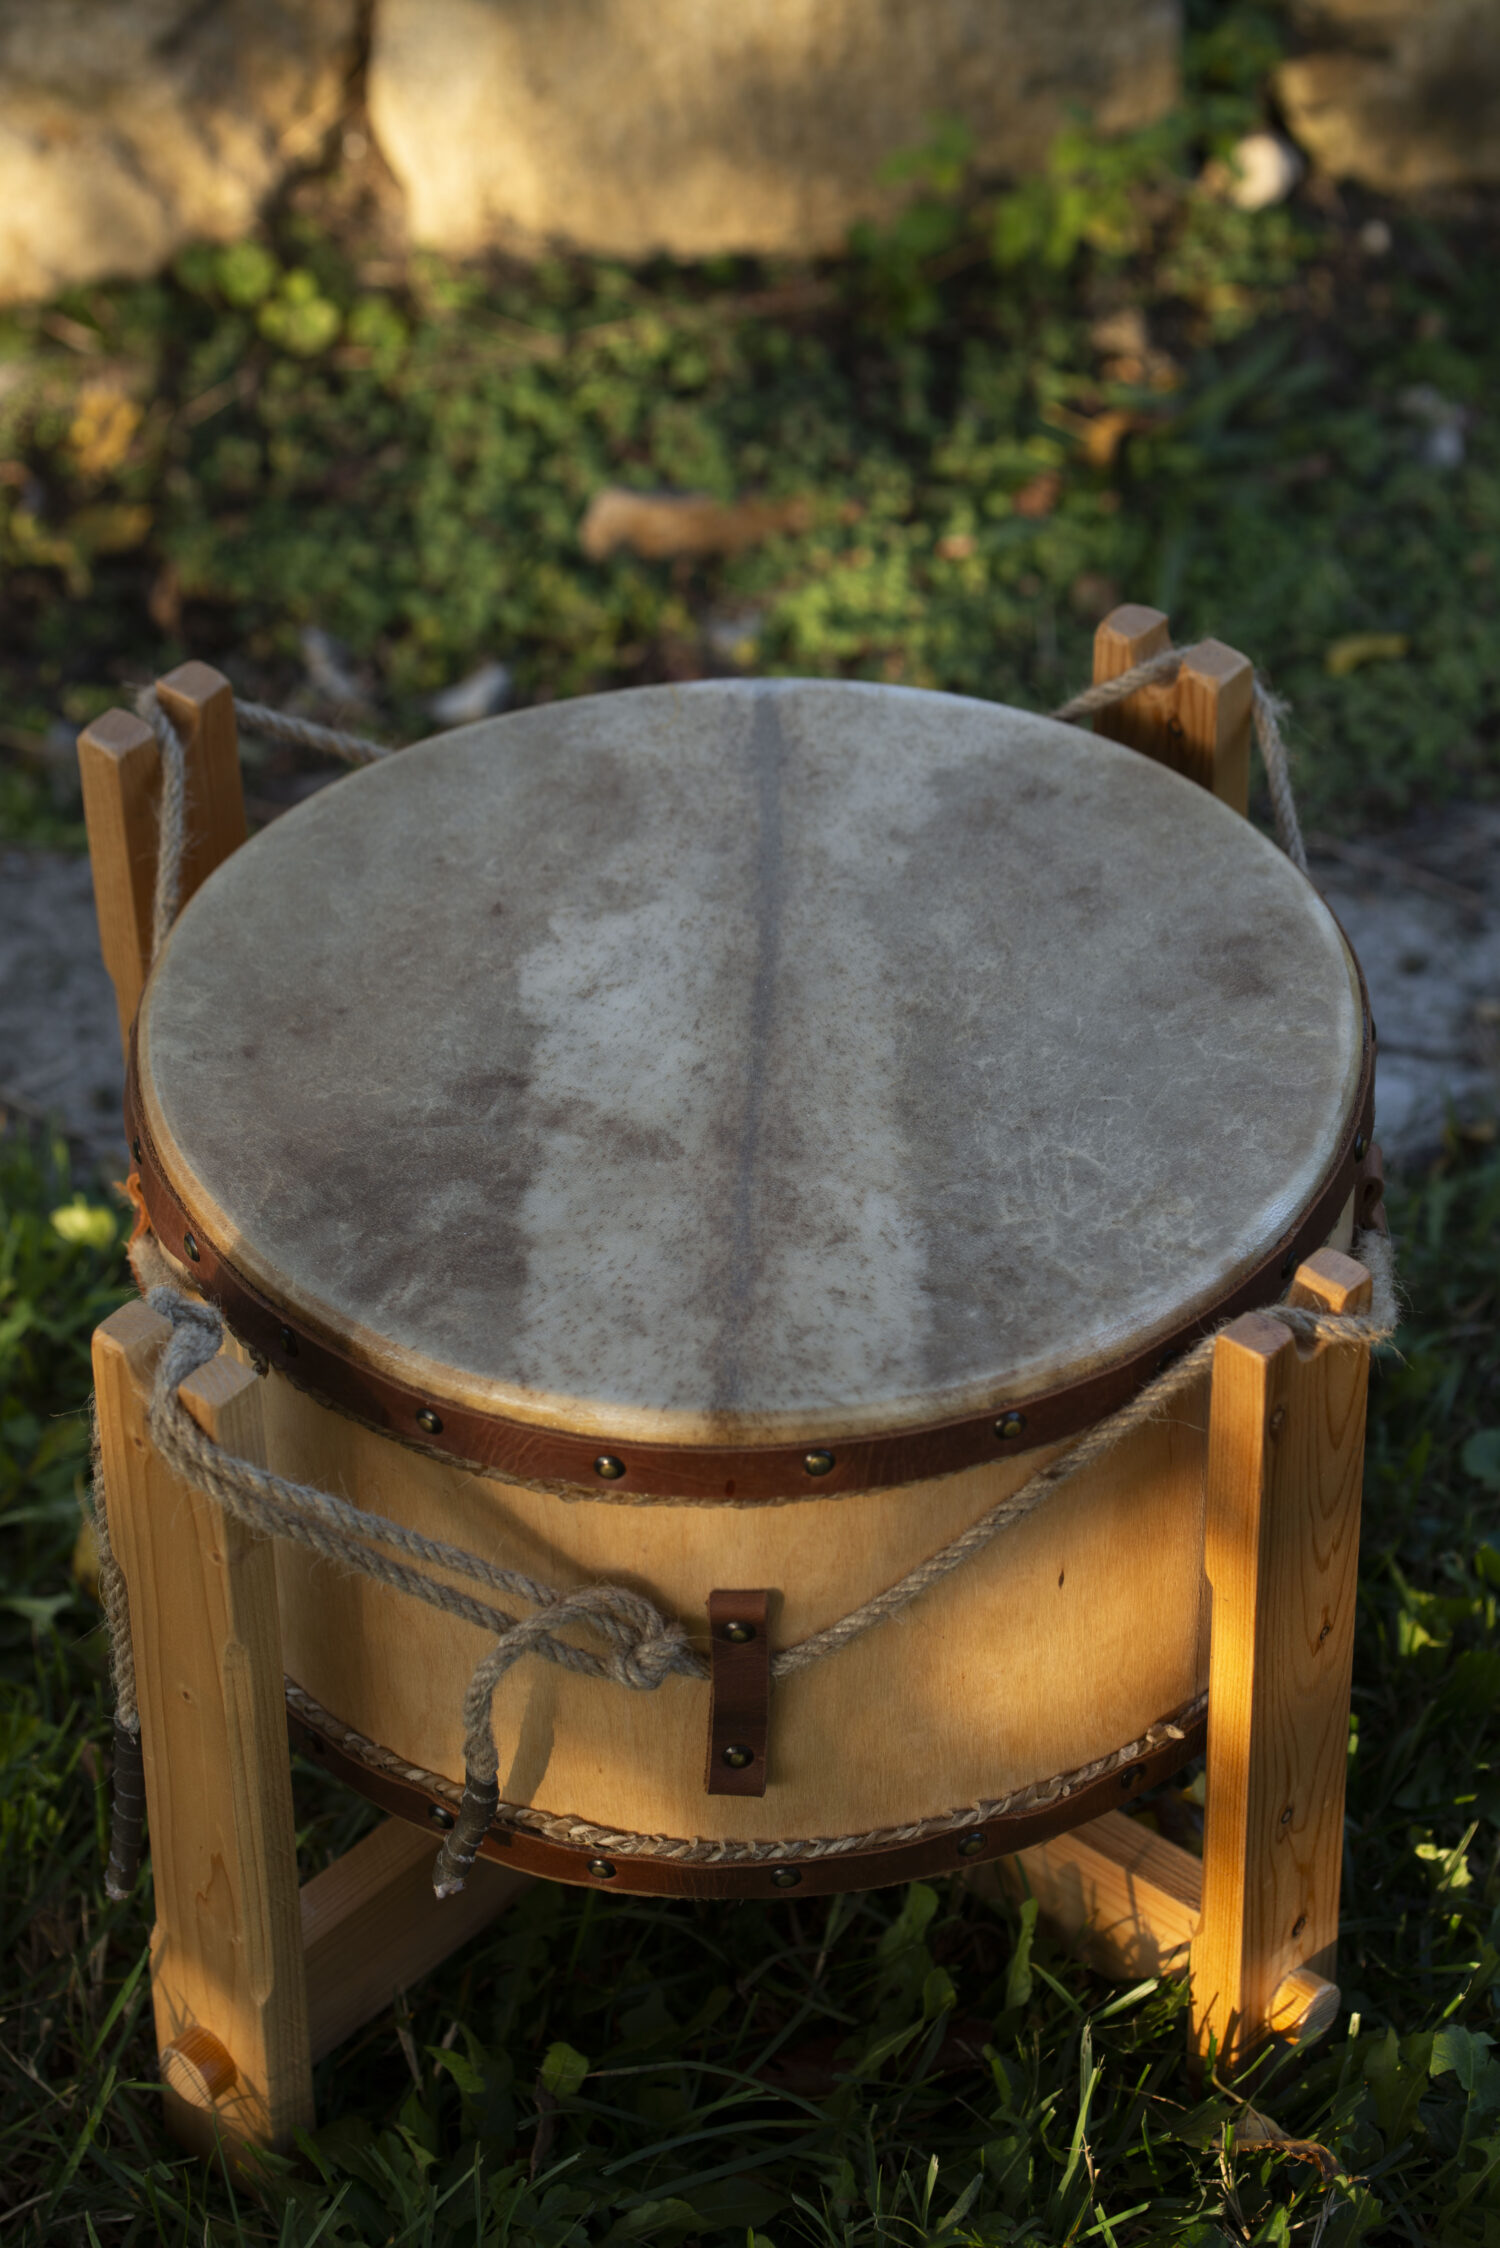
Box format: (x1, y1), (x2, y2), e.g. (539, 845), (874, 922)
(93, 1302), (313, 2157)
(1190, 1249), (1373, 2071)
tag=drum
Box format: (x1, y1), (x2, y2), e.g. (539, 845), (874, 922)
(125, 678), (1373, 1897)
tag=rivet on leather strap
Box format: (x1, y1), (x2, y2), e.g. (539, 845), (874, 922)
(705, 1589), (771, 1797)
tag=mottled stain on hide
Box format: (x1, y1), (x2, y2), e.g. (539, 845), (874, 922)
(141, 680), (1363, 1444)
(713, 689), (788, 1411)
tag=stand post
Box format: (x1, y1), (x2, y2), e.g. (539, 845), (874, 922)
(1190, 1250), (1373, 2070)
(93, 1301), (313, 2157)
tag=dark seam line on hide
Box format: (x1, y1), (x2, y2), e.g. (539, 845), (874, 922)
(712, 688), (786, 1409)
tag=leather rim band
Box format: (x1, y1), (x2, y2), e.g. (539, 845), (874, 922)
(287, 1695), (1208, 1900)
(126, 970), (1375, 1505)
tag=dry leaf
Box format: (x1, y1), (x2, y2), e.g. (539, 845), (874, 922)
(1069, 571), (1119, 620)
(149, 558), (183, 634)
(1090, 307), (1149, 358)
(1325, 632), (1409, 678)
(1012, 471), (1061, 519)
(69, 383), (142, 479)
(579, 487), (810, 561)
(67, 502), (152, 555)
(1079, 410), (1146, 469)
(1229, 2105), (1343, 2180)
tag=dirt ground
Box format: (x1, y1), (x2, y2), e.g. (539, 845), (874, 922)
(3, 797), (1497, 1183)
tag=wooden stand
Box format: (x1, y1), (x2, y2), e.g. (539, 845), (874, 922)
(1090, 603), (1254, 814)
(93, 1302), (527, 2162)
(80, 639), (1377, 2153)
(989, 1248), (1371, 2071)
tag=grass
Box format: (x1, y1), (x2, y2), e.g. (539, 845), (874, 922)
(1, 11), (1498, 844)
(2, 1112), (1499, 2243)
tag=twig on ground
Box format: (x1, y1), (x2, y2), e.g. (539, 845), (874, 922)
(1306, 831), (1487, 914)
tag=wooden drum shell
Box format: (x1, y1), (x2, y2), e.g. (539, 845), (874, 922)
(259, 1192), (1353, 1894)
(267, 1372), (1207, 1879)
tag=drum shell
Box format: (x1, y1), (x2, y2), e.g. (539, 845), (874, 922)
(264, 1180), (1356, 1852)
(264, 1376), (1214, 1846)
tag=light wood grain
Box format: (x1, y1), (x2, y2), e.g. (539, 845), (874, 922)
(77, 709), (162, 1058)
(153, 662), (247, 908)
(1092, 605), (1253, 814)
(1189, 1252), (1373, 2068)
(93, 1303), (313, 2157)
(1268, 1962), (1342, 2042)
(302, 1817), (531, 2060)
(261, 1367), (1212, 1847)
(78, 665), (247, 1059)
(985, 1811), (1337, 2045)
(160, 2024), (238, 2107)
(990, 1807), (1200, 1976)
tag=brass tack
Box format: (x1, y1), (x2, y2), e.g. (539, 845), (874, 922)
(994, 1411), (1025, 1442)
(1354, 1132), (1368, 1161)
(428, 1803), (455, 1832)
(588, 1857), (616, 1880)
(771, 1866), (801, 1888)
(183, 1231), (200, 1263)
(803, 1450), (834, 1477)
(416, 1406), (444, 1436)
(722, 1620), (755, 1644)
(956, 1831), (986, 1858)
(594, 1455), (626, 1480)
(722, 1744), (754, 1770)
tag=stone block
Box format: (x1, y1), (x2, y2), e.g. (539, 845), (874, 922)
(367, 0), (1181, 261)
(1278, 0), (1500, 190)
(0, 0), (358, 304)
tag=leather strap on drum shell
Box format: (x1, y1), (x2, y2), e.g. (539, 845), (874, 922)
(289, 1691), (1208, 1899)
(705, 1591), (771, 1796)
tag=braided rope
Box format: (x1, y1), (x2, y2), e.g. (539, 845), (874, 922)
(286, 1674), (1209, 1864)
(1049, 646), (1309, 874)
(233, 699), (391, 767)
(96, 650), (1378, 1896)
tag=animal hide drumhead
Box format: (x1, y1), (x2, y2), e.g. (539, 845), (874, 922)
(137, 679), (1364, 1453)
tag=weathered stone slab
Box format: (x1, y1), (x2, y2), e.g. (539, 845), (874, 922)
(1278, 0), (1500, 191)
(0, 0), (357, 304)
(367, 0), (1180, 261)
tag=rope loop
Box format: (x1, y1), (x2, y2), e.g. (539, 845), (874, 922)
(1048, 643), (1309, 875)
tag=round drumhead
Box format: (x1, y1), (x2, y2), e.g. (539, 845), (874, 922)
(138, 680), (1365, 1467)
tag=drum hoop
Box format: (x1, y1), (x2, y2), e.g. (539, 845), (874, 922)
(124, 942), (1375, 1506)
(287, 1677), (1208, 1899)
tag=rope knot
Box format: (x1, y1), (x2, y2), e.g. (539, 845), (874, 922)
(147, 1283), (222, 1345)
(550, 1583), (694, 1689)
(146, 1286), (224, 1409)
(614, 1621), (692, 1690)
